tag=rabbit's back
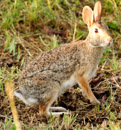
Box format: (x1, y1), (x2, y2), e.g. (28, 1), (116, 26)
(19, 42), (81, 82)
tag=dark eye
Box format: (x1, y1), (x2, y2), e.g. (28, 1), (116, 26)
(95, 28), (98, 33)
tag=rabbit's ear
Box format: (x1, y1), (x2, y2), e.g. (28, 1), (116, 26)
(94, 1), (102, 22)
(82, 6), (94, 27)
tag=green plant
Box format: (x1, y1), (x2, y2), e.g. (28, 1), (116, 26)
(2, 118), (16, 130)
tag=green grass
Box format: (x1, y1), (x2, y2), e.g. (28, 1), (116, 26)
(2, 118), (16, 130)
(0, 0), (121, 129)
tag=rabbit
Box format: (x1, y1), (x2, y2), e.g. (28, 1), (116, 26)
(14, 1), (113, 116)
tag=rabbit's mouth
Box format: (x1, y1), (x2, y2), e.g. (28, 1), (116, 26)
(101, 38), (113, 47)
(107, 39), (113, 46)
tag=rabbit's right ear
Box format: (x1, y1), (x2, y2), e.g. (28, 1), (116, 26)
(94, 1), (102, 22)
(82, 6), (94, 27)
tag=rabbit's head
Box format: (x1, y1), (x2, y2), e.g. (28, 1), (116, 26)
(82, 1), (113, 47)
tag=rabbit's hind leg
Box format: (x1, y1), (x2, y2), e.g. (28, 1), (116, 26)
(39, 89), (69, 116)
(39, 88), (59, 116)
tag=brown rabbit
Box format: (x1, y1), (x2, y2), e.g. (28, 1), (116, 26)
(14, 1), (113, 116)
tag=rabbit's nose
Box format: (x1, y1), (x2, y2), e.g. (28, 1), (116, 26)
(107, 38), (113, 46)
(108, 39), (113, 46)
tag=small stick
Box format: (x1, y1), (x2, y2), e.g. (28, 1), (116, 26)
(5, 81), (22, 130)
(73, 22), (77, 42)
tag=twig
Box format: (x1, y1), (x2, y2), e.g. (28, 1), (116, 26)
(73, 23), (77, 42)
(5, 81), (22, 130)
(18, 37), (32, 57)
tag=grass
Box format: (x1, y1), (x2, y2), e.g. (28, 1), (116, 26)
(0, 0), (121, 129)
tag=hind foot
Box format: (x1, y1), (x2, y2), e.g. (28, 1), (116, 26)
(48, 106), (70, 116)
(49, 106), (67, 112)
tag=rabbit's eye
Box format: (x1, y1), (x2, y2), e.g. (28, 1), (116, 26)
(95, 28), (98, 33)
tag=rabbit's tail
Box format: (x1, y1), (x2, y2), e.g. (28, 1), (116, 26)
(14, 90), (38, 106)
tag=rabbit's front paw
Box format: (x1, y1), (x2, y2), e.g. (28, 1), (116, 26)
(82, 90), (87, 97)
(90, 98), (100, 105)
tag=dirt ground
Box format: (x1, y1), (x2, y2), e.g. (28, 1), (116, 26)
(0, 51), (121, 129)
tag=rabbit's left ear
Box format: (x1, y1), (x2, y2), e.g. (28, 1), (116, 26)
(94, 1), (102, 22)
(82, 6), (94, 27)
